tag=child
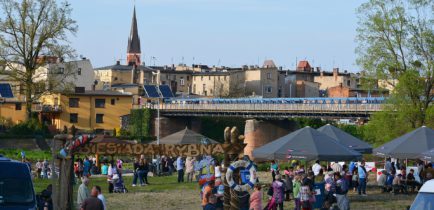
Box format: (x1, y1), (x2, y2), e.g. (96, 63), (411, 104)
(300, 182), (313, 210)
(249, 184), (262, 210)
(352, 169), (359, 192)
(293, 175), (302, 210)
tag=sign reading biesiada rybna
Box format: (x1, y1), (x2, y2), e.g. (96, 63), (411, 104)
(75, 142), (245, 157)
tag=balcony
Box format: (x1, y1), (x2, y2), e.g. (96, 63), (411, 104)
(33, 104), (62, 113)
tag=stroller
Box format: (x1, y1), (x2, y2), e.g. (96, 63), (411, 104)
(113, 173), (128, 193)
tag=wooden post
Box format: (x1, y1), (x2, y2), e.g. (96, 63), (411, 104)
(229, 127), (240, 210)
(223, 127), (231, 210)
(52, 134), (75, 210)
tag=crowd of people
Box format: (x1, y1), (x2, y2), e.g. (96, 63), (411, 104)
(68, 155), (434, 210)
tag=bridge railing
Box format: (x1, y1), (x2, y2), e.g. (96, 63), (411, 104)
(157, 103), (383, 113)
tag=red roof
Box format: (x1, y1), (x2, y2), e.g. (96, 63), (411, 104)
(297, 61), (311, 70)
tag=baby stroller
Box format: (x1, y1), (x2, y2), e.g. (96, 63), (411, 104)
(113, 173), (128, 193)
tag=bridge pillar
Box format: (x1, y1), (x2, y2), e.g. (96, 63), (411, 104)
(153, 116), (201, 139)
(244, 119), (296, 160)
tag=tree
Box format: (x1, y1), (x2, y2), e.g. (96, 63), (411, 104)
(356, 0), (434, 142)
(0, 0), (77, 120)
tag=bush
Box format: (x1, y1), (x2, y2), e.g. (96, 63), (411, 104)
(5, 118), (50, 138)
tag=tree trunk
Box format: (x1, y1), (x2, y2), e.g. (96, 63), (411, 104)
(25, 80), (32, 120)
(52, 135), (75, 210)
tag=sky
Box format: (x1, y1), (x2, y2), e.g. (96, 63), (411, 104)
(69, 0), (364, 71)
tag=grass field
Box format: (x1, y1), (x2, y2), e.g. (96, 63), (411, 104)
(33, 172), (416, 210)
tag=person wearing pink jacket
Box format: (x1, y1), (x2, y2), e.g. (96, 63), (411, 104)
(249, 184), (263, 210)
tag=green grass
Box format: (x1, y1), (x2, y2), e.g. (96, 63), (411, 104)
(33, 174), (198, 194)
(0, 149), (51, 162)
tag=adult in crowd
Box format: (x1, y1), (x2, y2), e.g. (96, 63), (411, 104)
(421, 163), (434, 183)
(42, 159), (49, 179)
(137, 158), (148, 186)
(357, 161), (368, 196)
(80, 186), (104, 210)
(132, 158), (140, 187)
(101, 162), (108, 176)
(334, 172), (349, 210)
(392, 173), (408, 194)
(312, 160), (321, 176)
(385, 157), (392, 175)
(95, 185), (106, 210)
(214, 159), (222, 179)
(176, 156), (185, 183)
(36, 159), (43, 179)
(284, 173), (293, 201)
(314, 169), (325, 183)
(186, 157), (195, 182)
(377, 170), (387, 192)
(272, 174), (285, 210)
(331, 162), (342, 173)
(107, 160), (119, 193)
(167, 156), (174, 175)
(270, 160), (279, 182)
(407, 169), (421, 192)
(349, 161), (356, 174)
(77, 177), (90, 208)
(83, 157), (91, 177)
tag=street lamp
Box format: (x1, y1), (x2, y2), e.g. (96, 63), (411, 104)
(151, 70), (161, 144)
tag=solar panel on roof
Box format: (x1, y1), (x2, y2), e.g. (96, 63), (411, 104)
(0, 84), (14, 98)
(158, 85), (174, 98)
(144, 85), (160, 98)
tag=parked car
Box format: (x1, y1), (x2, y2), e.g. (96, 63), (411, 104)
(409, 179), (434, 210)
(0, 155), (36, 210)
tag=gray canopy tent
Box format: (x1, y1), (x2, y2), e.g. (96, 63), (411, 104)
(317, 124), (373, 154)
(149, 127), (219, 144)
(418, 149), (434, 161)
(374, 126), (434, 159)
(252, 126), (362, 161)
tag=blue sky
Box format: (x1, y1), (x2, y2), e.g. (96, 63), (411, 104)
(69, 0), (363, 71)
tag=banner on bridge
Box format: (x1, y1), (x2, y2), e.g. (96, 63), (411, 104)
(75, 143), (245, 157)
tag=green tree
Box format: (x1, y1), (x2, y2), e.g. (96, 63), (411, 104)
(356, 0), (434, 142)
(0, 0), (77, 120)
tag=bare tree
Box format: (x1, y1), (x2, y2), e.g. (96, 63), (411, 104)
(0, 0), (77, 120)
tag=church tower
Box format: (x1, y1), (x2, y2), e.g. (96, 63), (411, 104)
(127, 6), (141, 66)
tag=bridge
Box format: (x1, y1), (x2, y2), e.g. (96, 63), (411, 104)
(151, 97), (386, 119)
(133, 97), (386, 158)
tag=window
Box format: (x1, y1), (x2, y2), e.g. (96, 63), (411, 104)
(347, 80), (351, 87)
(95, 99), (105, 108)
(111, 98), (115, 105)
(173, 75), (177, 80)
(96, 114), (104, 123)
(78, 68), (82, 75)
(57, 67), (64, 74)
(187, 76), (190, 81)
(69, 98), (79, 107)
(193, 84), (196, 93)
(180, 79), (185, 86)
(267, 72), (272, 79)
(266, 86), (272, 93)
(70, 113), (78, 123)
(15, 103), (22, 110)
(166, 74), (170, 80)
(209, 76), (211, 80)
(201, 76), (203, 81)
(114, 77), (118, 81)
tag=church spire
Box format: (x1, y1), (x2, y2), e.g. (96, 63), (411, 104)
(127, 6), (141, 66)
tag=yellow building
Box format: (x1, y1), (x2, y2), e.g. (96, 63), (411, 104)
(0, 101), (26, 124)
(41, 90), (133, 132)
